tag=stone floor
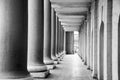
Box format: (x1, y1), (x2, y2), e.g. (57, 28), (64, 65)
(34, 54), (97, 80)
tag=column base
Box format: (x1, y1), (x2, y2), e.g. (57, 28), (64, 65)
(82, 59), (84, 62)
(90, 69), (93, 71)
(30, 70), (50, 78)
(87, 66), (90, 70)
(46, 64), (56, 70)
(58, 58), (62, 61)
(0, 77), (33, 80)
(92, 73), (97, 79)
(52, 56), (58, 61)
(84, 62), (87, 65)
(44, 59), (54, 65)
(54, 61), (60, 64)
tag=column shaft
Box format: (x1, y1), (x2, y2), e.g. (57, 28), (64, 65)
(51, 8), (57, 60)
(0, 0), (32, 79)
(84, 22), (87, 65)
(87, 12), (91, 69)
(58, 22), (61, 54)
(92, 0), (98, 78)
(64, 30), (66, 53)
(56, 17), (59, 56)
(28, 0), (49, 77)
(44, 0), (54, 65)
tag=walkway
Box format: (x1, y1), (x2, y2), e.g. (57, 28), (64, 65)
(35, 54), (96, 80)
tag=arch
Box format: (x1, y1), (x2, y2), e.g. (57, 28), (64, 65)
(118, 15), (120, 80)
(99, 21), (104, 80)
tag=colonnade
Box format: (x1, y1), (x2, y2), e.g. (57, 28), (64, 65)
(0, 0), (65, 79)
(1, 0), (120, 80)
(78, 0), (120, 80)
(78, 0), (106, 79)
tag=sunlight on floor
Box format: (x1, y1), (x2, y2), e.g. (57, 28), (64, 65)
(35, 54), (96, 80)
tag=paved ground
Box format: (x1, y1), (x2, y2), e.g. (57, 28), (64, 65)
(35, 54), (97, 80)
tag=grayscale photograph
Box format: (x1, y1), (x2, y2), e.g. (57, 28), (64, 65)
(0, 0), (119, 80)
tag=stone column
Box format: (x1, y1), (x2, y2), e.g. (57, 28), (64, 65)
(80, 26), (84, 61)
(87, 12), (91, 70)
(89, 9), (94, 71)
(58, 24), (63, 60)
(44, 0), (55, 69)
(61, 27), (64, 52)
(64, 30), (66, 54)
(90, 30), (93, 71)
(58, 22), (62, 57)
(61, 27), (65, 59)
(60, 24), (62, 54)
(51, 8), (58, 61)
(92, 0), (98, 78)
(78, 31), (82, 58)
(84, 21), (87, 65)
(28, 0), (49, 78)
(56, 16), (59, 57)
(103, 1), (112, 80)
(0, 0), (32, 80)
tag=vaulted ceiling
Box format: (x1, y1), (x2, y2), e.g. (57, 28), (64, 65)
(50, 0), (92, 31)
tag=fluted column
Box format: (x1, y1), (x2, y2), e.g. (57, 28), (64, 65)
(51, 8), (58, 61)
(28, 0), (49, 78)
(44, 0), (55, 69)
(0, 0), (32, 80)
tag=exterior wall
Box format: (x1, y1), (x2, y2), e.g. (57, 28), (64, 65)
(97, 0), (112, 80)
(112, 0), (120, 80)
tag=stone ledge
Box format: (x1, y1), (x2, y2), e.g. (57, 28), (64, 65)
(0, 77), (33, 80)
(30, 70), (50, 78)
(46, 64), (56, 70)
(54, 61), (60, 64)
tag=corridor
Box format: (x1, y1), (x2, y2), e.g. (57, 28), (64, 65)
(35, 54), (95, 80)
(0, 0), (120, 80)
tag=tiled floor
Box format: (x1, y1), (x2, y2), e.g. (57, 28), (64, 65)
(35, 54), (97, 80)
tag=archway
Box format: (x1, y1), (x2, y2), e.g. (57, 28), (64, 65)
(99, 21), (104, 80)
(118, 15), (120, 80)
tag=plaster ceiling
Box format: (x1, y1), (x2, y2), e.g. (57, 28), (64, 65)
(50, 0), (91, 3)
(63, 26), (80, 31)
(59, 19), (82, 23)
(61, 23), (81, 26)
(50, 0), (92, 31)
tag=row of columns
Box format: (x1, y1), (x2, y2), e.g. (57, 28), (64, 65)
(78, 0), (99, 79)
(0, 0), (66, 79)
(78, 0), (114, 80)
